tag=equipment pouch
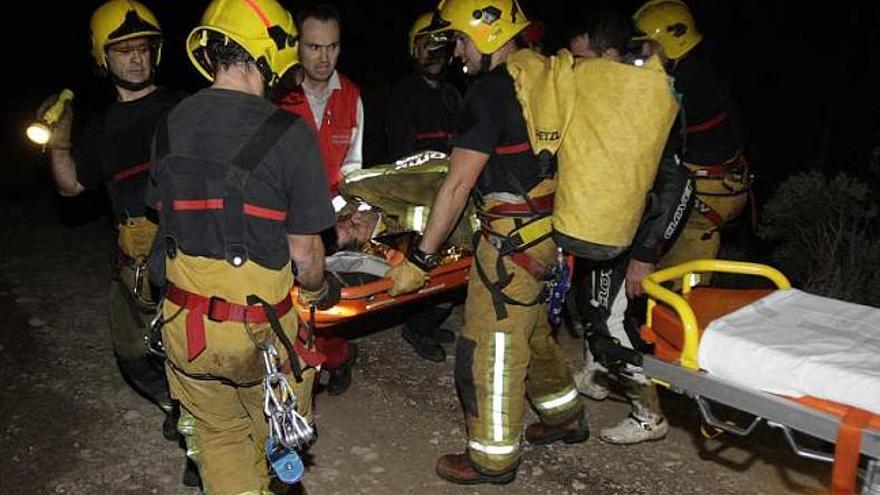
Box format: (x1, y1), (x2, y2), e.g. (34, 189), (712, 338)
(118, 217), (159, 260)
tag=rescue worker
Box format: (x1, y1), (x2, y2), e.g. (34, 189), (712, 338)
(278, 4), (361, 395)
(36, 0), (195, 485)
(633, 0), (750, 276)
(567, 11), (695, 445)
(386, 13), (461, 160)
(386, 15), (463, 362)
(388, 0), (586, 484)
(146, 0), (337, 492)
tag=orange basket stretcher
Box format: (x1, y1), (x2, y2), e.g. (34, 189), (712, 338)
(635, 260), (880, 495)
(291, 248), (472, 329)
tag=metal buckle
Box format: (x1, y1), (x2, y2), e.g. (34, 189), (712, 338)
(207, 296), (229, 322)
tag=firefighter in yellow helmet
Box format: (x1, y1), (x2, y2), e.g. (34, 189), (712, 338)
(35, 0), (194, 485)
(387, 0), (586, 484)
(148, 0), (337, 492)
(385, 14), (463, 362)
(386, 13), (461, 160)
(633, 0), (751, 277)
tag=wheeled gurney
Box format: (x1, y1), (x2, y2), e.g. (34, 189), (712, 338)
(632, 260), (880, 495)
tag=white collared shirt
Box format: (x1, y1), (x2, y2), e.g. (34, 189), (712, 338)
(302, 70), (364, 177)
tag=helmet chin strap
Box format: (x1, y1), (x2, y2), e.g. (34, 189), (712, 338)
(109, 67), (156, 92)
(478, 53), (492, 74)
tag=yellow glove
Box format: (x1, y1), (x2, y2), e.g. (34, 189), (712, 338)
(387, 259), (427, 296)
(298, 277), (342, 310)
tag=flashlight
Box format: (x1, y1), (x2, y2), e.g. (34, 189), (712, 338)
(27, 89), (74, 146)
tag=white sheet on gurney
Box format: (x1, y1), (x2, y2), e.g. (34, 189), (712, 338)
(698, 289), (880, 415)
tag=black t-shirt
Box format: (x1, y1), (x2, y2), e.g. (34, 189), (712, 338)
(386, 71), (462, 160)
(74, 87), (185, 219)
(452, 65), (542, 198)
(146, 88), (335, 270)
(672, 46), (741, 165)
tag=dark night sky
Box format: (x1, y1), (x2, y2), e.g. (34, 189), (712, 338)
(5, 0), (880, 196)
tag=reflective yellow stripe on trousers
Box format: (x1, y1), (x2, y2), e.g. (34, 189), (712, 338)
(534, 385), (579, 414)
(471, 332), (519, 457)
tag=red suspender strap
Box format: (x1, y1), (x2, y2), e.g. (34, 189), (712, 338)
(685, 112), (728, 134)
(113, 162), (151, 183)
(494, 141), (532, 155)
(170, 199), (286, 221)
(415, 130), (453, 140)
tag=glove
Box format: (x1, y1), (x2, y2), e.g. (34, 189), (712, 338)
(387, 259), (427, 297)
(298, 276), (341, 310)
(37, 92), (74, 149)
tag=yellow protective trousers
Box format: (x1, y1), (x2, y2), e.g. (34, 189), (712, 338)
(457, 218), (582, 473)
(109, 217), (157, 361)
(162, 254), (315, 495)
(658, 162), (749, 283)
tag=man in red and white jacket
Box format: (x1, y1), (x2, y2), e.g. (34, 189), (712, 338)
(278, 4), (362, 395)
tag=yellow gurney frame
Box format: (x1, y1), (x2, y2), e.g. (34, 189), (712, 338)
(638, 260), (880, 494)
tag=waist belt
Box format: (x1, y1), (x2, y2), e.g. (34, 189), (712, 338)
(689, 153), (749, 181)
(483, 194), (554, 218)
(475, 211), (554, 320)
(481, 215), (554, 262)
(166, 283), (293, 361)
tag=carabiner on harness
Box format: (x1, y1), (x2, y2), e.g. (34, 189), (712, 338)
(146, 300), (166, 359)
(261, 343), (314, 484)
(547, 248), (571, 326)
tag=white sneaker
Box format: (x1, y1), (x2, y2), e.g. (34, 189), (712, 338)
(573, 366), (610, 401)
(599, 414), (668, 445)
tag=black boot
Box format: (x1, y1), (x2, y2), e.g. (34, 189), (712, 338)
(435, 328), (456, 344)
(326, 343), (358, 396)
(163, 401), (181, 442)
(402, 324), (446, 362)
(118, 357), (171, 406)
(182, 457), (201, 488)
(402, 304), (453, 361)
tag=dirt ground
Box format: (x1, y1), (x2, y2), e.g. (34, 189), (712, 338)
(0, 193), (832, 495)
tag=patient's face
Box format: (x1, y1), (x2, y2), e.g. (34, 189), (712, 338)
(335, 210), (380, 249)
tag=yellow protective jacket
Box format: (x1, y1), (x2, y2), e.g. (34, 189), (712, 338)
(506, 49), (679, 254)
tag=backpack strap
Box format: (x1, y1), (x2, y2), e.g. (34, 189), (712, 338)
(224, 110), (299, 267)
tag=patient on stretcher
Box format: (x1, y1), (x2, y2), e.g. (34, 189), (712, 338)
(323, 151), (474, 283)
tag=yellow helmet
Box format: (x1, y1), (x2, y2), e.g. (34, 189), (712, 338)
(632, 0), (702, 60)
(90, 0), (162, 69)
(434, 0), (530, 54)
(409, 12), (435, 58)
(187, 0), (299, 87)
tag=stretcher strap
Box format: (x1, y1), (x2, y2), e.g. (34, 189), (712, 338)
(831, 407), (872, 495)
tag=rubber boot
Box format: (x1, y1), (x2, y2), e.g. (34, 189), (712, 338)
(117, 356), (172, 410)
